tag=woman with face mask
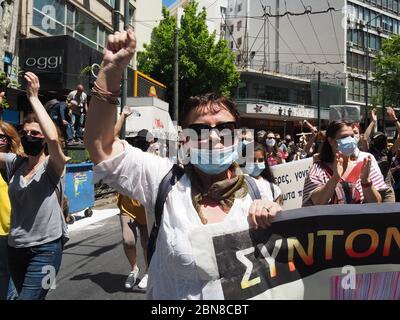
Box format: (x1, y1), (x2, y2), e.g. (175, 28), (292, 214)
(265, 132), (285, 166)
(302, 121), (387, 206)
(0, 118), (23, 300)
(84, 29), (282, 300)
(243, 143), (282, 204)
(0, 73), (67, 300)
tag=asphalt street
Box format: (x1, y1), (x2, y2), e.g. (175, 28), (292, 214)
(47, 213), (147, 300)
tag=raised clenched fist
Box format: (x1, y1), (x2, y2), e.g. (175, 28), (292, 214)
(102, 28), (136, 74)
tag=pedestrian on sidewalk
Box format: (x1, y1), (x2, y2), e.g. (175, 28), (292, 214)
(114, 109), (150, 290)
(0, 115), (22, 300)
(67, 84), (87, 143)
(84, 29), (282, 300)
(0, 73), (67, 300)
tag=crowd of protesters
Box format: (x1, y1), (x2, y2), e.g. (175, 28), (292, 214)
(0, 27), (399, 301)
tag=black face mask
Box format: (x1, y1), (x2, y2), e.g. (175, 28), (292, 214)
(21, 135), (45, 156)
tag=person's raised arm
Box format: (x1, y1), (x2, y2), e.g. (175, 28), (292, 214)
(304, 133), (317, 155)
(84, 29), (136, 164)
(363, 108), (378, 143)
(24, 72), (66, 176)
(387, 106), (400, 147)
(114, 107), (133, 138)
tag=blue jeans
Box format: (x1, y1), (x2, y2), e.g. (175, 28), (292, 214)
(8, 238), (63, 300)
(0, 235), (18, 300)
(71, 113), (84, 140)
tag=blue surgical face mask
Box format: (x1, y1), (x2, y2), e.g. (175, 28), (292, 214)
(245, 162), (266, 177)
(190, 144), (239, 175)
(337, 136), (357, 156)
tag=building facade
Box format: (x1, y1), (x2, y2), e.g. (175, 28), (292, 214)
(168, 0), (228, 39)
(225, 0), (400, 106)
(0, 0), (162, 121)
(217, 0), (399, 135)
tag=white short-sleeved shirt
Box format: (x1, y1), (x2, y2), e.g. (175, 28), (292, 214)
(94, 141), (262, 300)
(253, 177), (282, 202)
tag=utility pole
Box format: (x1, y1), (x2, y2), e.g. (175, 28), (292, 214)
(113, 0), (121, 33)
(274, 0), (280, 73)
(382, 86), (385, 133)
(174, 8), (182, 123)
(120, 0), (130, 139)
(317, 71), (321, 131)
(262, 5), (266, 72)
(364, 13), (382, 129)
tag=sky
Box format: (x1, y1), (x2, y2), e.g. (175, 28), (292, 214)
(162, 0), (176, 8)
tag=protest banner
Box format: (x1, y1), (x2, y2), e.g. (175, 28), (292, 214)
(270, 158), (313, 210)
(189, 203), (400, 300)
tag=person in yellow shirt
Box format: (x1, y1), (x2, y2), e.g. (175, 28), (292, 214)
(117, 194), (149, 290)
(0, 116), (24, 300)
(114, 110), (151, 290)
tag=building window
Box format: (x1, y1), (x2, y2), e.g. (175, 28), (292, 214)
(220, 7), (226, 16)
(103, 0), (115, 7)
(32, 0), (113, 51)
(238, 3), (242, 12)
(33, 0), (66, 36)
(129, 5), (136, 27)
(75, 10), (98, 49)
(237, 37), (242, 47)
(230, 41), (234, 49)
(237, 20), (242, 31)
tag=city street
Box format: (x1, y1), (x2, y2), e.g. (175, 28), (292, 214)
(47, 206), (147, 300)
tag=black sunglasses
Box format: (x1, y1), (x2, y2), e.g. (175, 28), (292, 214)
(0, 134), (9, 142)
(188, 122), (237, 140)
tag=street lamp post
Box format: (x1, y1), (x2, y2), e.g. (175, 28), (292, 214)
(364, 13), (383, 129)
(278, 107), (292, 137)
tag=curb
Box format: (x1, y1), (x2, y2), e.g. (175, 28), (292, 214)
(67, 208), (120, 232)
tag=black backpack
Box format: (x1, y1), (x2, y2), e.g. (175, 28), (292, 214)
(146, 165), (268, 266)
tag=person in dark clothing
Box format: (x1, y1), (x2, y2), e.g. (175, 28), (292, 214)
(369, 132), (393, 186)
(390, 148), (400, 201)
(44, 99), (74, 145)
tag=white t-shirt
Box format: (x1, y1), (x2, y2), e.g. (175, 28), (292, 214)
(93, 141), (265, 300)
(253, 177), (282, 202)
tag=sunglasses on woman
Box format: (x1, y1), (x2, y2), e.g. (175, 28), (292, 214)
(0, 134), (9, 143)
(188, 122), (237, 140)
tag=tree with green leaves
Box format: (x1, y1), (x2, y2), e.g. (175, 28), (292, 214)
(374, 35), (400, 107)
(138, 2), (240, 122)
